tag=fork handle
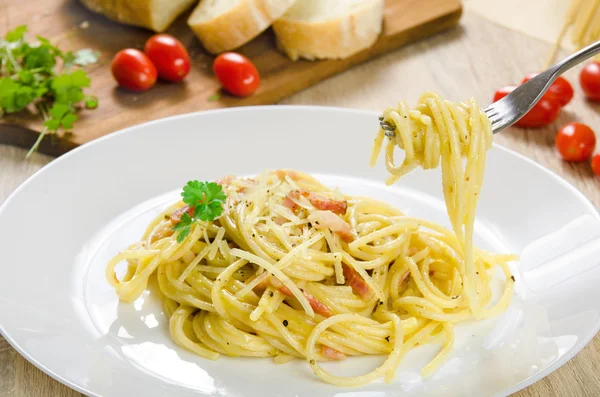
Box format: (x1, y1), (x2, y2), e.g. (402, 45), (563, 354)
(551, 40), (600, 75)
(531, 40), (600, 100)
(493, 40), (600, 132)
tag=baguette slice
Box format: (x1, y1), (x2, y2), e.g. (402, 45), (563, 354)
(188, 0), (296, 54)
(273, 0), (384, 61)
(79, 0), (197, 32)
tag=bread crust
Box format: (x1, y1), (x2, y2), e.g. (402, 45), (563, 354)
(79, 0), (196, 32)
(188, 0), (296, 54)
(273, 0), (384, 61)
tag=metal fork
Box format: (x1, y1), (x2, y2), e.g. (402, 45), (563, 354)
(380, 40), (600, 136)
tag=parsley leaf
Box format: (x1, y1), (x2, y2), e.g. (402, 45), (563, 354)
(0, 25), (99, 156)
(172, 213), (194, 243)
(182, 181), (225, 206)
(173, 181), (227, 241)
(0, 78), (37, 113)
(5, 25), (27, 42)
(48, 102), (69, 119)
(84, 95), (98, 109)
(24, 45), (56, 70)
(44, 103), (78, 131)
(51, 70), (90, 105)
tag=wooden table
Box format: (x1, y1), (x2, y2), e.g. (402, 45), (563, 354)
(1, 10), (599, 397)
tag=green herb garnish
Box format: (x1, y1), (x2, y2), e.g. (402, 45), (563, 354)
(0, 25), (99, 157)
(173, 181), (227, 242)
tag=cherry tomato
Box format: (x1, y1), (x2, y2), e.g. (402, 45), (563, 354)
(111, 49), (157, 92)
(213, 52), (260, 97)
(522, 73), (574, 106)
(555, 122), (596, 162)
(493, 85), (518, 102)
(591, 153), (600, 176)
(580, 61), (600, 101)
(144, 34), (190, 83)
(493, 85), (561, 128)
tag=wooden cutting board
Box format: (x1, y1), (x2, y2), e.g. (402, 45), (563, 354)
(0, 0), (462, 156)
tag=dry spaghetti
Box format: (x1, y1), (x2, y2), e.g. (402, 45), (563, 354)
(546, 0), (600, 67)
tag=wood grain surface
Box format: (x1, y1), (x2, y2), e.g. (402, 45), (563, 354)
(1, 9), (600, 397)
(0, 0), (461, 155)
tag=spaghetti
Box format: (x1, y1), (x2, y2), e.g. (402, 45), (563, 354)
(371, 92), (513, 320)
(107, 167), (514, 386)
(546, 0), (600, 67)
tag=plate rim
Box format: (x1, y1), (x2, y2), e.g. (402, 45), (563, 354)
(0, 105), (598, 397)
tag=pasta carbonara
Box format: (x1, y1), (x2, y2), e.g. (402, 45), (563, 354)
(107, 94), (515, 387)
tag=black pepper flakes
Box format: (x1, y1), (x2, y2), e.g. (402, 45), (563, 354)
(385, 336), (390, 342)
(282, 319), (289, 327)
(379, 301), (383, 305)
(511, 275), (516, 282)
(309, 359), (316, 365)
(269, 291), (274, 297)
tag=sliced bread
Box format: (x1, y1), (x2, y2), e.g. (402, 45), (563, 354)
(273, 0), (384, 61)
(79, 0), (197, 32)
(188, 0), (297, 54)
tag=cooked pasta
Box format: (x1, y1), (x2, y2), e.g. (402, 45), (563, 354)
(107, 146), (515, 386)
(371, 92), (513, 320)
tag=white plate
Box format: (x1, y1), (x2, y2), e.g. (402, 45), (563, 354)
(1, 106), (599, 397)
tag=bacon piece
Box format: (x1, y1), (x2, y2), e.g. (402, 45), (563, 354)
(273, 169), (300, 181)
(321, 346), (347, 361)
(277, 284), (333, 317)
(150, 226), (174, 243)
(216, 175), (235, 186)
(301, 190), (347, 215)
(308, 210), (355, 242)
(246, 274), (270, 292)
(170, 205), (195, 224)
(282, 190), (347, 215)
(342, 263), (373, 300)
(282, 193), (300, 212)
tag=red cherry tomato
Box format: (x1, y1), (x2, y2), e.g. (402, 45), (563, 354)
(555, 122), (596, 162)
(580, 61), (600, 101)
(111, 49), (157, 92)
(144, 34), (190, 83)
(493, 85), (518, 102)
(493, 85), (561, 128)
(213, 52), (260, 97)
(591, 153), (600, 176)
(522, 73), (573, 106)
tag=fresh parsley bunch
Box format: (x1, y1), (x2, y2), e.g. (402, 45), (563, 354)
(0, 25), (99, 157)
(172, 181), (227, 242)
